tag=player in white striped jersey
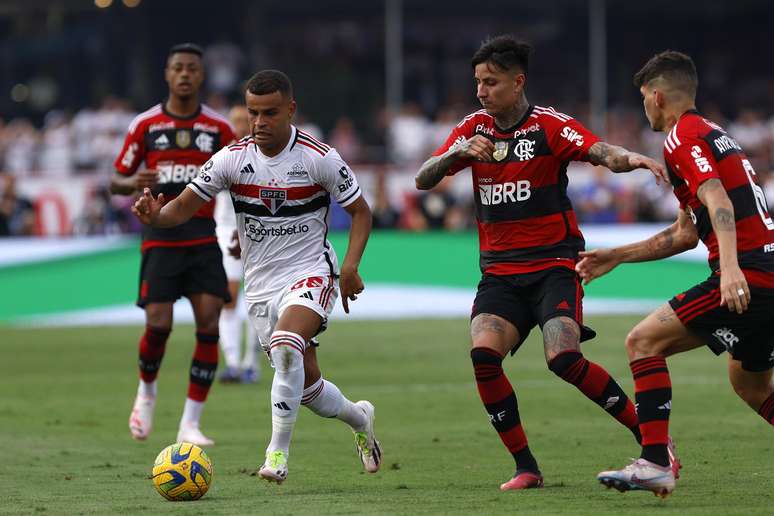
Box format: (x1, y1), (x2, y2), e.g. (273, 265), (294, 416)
(214, 104), (262, 384)
(131, 70), (381, 483)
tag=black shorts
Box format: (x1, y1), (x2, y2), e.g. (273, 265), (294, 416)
(669, 274), (774, 372)
(137, 244), (231, 307)
(471, 267), (596, 355)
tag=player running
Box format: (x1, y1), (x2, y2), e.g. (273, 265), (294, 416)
(111, 43), (236, 446)
(132, 69), (381, 483)
(416, 35), (671, 491)
(215, 104), (263, 384)
(579, 51), (774, 497)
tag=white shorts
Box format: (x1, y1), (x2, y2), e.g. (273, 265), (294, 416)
(247, 274), (338, 355)
(216, 226), (242, 281)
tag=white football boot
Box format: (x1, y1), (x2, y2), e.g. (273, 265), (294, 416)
(129, 394), (156, 441)
(353, 400), (382, 473)
(176, 424), (215, 446)
(259, 450), (289, 484)
(597, 458), (675, 497)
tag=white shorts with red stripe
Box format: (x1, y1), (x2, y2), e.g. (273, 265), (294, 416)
(247, 273), (338, 357)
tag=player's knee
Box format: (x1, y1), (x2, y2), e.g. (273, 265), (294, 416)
(269, 331), (305, 373)
(625, 327), (661, 359)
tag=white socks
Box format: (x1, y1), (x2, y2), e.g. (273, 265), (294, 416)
(267, 331), (306, 455)
(138, 379), (157, 398)
(219, 306), (242, 369)
(180, 398), (205, 427)
(302, 377), (368, 432)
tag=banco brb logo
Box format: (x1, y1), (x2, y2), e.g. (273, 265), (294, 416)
(478, 180), (531, 205)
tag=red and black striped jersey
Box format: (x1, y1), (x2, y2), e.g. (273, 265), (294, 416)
(663, 110), (774, 287)
(114, 103), (236, 249)
(433, 105), (601, 275)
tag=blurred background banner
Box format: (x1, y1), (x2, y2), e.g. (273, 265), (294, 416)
(1, 0), (772, 321)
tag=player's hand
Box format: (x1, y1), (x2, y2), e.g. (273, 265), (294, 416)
(575, 248), (619, 285)
(228, 229), (241, 259)
(629, 153), (669, 185)
(135, 169), (159, 190)
(719, 265), (750, 314)
(131, 187), (166, 226)
(455, 135), (495, 162)
(339, 265), (364, 314)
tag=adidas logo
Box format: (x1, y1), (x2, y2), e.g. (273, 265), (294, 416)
(240, 163), (255, 174)
(603, 396), (619, 410)
(154, 134), (170, 150)
(273, 401), (291, 410)
(657, 401), (672, 411)
(556, 300), (570, 310)
(300, 291), (314, 301)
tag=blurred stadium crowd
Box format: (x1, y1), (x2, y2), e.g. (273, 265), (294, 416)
(1, 0), (772, 237)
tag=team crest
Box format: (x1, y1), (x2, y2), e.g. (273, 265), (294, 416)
(493, 141), (509, 162)
(260, 187), (287, 214)
(513, 139), (535, 161)
(176, 130), (191, 148)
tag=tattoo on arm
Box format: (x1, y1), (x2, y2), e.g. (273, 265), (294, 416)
(542, 317), (580, 358)
(588, 142), (631, 172)
(713, 207), (735, 231)
(656, 304), (675, 324)
(415, 155), (450, 190)
(649, 226), (675, 253)
(471, 314), (506, 338)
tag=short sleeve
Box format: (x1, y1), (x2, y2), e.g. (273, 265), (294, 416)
(667, 137), (720, 196)
(187, 148), (232, 201)
(114, 121), (146, 176)
(544, 115), (601, 163)
(432, 123), (473, 175)
(313, 149), (362, 207)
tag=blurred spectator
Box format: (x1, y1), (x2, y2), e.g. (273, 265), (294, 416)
(575, 167), (626, 223)
(388, 103), (430, 165)
(0, 174), (35, 236)
(91, 96), (136, 173)
(329, 116), (363, 163)
(404, 176), (466, 231)
(39, 110), (73, 178)
(71, 105), (98, 171)
(729, 109), (769, 157)
(427, 104), (462, 151)
(371, 170), (400, 229)
(72, 185), (128, 236)
(204, 40), (245, 96)
(1, 118), (38, 176)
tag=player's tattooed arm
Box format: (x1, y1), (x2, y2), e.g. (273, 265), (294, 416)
(575, 209), (698, 284)
(415, 135), (495, 190)
(697, 178), (750, 313)
(588, 142), (669, 184)
(542, 316), (580, 361)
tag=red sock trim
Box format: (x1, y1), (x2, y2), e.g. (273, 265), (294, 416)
(500, 424), (528, 453)
(639, 420), (669, 446)
(759, 392), (774, 425)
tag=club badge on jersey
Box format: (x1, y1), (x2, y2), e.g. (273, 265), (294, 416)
(493, 141), (509, 162)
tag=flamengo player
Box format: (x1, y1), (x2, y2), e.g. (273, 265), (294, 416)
(416, 35), (672, 490)
(132, 70), (381, 483)
(580, 51), (774, 496)
(111, 43), (236, 446)
(215, 104), (262, 384)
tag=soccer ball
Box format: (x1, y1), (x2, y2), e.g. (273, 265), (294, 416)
(151, 442), (213, 501)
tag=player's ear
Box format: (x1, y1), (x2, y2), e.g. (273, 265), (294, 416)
(288, 99), (297, 119)
(513, 72), (526, 93)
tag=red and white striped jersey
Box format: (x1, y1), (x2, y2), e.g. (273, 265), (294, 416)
(188, 126), (362, 302)
(433, 105), (601, 275)
(663, 110), (774, 287)
(114, 103), (236, 249)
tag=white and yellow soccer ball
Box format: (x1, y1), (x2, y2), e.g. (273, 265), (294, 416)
(151, 442), (213, 501)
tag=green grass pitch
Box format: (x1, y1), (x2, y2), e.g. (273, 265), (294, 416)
(1, 317), (772, 515)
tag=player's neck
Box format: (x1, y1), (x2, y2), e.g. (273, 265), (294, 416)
(165, 95), (200, 118)
(495, 94), (530, 130)
(662, 103), (696, 133)
(257, 127), (292, 158)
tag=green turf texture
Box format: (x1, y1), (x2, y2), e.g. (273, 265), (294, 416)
(2, 317), (771, 515)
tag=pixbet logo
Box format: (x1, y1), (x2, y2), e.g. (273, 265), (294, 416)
(478, 180), (531, 205)
(713, 327), (739, 350)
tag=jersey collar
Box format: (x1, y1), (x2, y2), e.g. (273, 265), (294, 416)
(255, 125), (297, 162)
(161, 101), (202, 120)
(493, 105), (534, 134)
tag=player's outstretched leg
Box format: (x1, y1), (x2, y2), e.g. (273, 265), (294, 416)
(218, 304), (243, 383)
(471, 347), (542, 490)
(177, 331), (219, 446)
(259, 330), (306, 484)
(544, 317), (641, 443)
(301, 375), (381, 472)
(728, 357), (774, 427)
(130, 325), (170, 440)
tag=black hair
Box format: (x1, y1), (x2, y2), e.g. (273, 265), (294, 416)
(633, 50), (698, 96)
(168, 42), (204, 58)
(471, 35), (531, 74)
(244, 69), (294, 99)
